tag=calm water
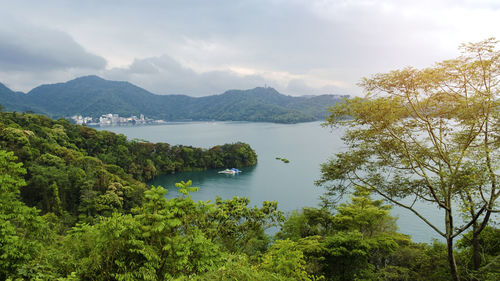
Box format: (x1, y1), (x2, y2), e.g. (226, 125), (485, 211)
(100, 121), (444, 242)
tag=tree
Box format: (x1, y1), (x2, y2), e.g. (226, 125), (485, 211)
(260, 239), (315, 281)
(457, 226), (500, 280)
(0, 150), (49, 280)
(317, 38), (499, 281)
(207, 196), (284, 256)
(64, 183), (222, 280)
(132, 183), (221, 279)
(276, 187), (407, 280)
(332, 186), (398, 237)
(182, 254), (289, 281)
(276, 207), (334, 240)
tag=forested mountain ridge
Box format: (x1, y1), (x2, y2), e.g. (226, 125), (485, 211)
(0, 82), (40, 113)
(0, 76), (347, 123)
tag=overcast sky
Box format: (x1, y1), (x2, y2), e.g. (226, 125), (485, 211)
(1, 0), (499, 96)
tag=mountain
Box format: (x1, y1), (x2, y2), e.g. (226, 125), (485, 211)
(0, 76), (347, 123)
(0, 83), (31, 113)
(27, 75), (170, 118)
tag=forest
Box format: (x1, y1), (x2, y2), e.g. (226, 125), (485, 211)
(1, 112), (498, 281)
(1, 39), (499, 281)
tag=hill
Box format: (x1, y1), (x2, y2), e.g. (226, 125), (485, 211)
(1, 76), (348, 123)
(0, 82), (36, 113)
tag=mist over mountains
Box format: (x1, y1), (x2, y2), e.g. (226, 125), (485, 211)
(0, 75), (347, 123)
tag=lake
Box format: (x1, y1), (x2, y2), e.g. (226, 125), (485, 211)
(100, 121), (444, 242)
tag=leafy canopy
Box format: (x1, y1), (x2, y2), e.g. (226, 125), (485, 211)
(317, 38), (500, 281)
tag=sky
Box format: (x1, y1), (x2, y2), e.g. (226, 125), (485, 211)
(1, 0), (499, 97)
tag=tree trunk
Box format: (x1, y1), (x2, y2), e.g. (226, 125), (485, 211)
(445, 208), (460, 281)
(447, 237), (460, 281)
(471, 211), (491, 273)
(472, 223), (481, 271)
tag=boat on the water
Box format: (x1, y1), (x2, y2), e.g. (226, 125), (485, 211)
(218, 168), (241, 175)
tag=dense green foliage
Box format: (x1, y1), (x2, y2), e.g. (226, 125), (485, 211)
(0, 138), (498, 279)
(275, 187), (500, 281)
(0, 112), (256, 225)
(0, 150), (49, 280)
(0, 76), (345, 123)
(0, 151), (284, 280)
(51, 182), (282, 280)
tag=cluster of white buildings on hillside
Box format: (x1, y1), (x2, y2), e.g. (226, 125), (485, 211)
(71, 113), (164, 126)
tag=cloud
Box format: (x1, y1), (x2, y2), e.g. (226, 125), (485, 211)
(103, 55), (268, 96)
(102, 54), (352, 96)
(0, 22), (106, 71)
(80, 0), (498, 95)
(0, 69), (96, 94)
(1, 0), (499, 95)
(0, 18), (107, 92)
(285, 79), (346, 96)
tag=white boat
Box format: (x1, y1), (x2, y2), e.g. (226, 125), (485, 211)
(218, 168), (241, 175)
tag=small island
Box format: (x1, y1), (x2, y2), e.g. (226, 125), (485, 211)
(275, 157), (290, 163)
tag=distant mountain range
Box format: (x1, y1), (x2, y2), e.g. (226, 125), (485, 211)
(0, 75), (348, 123)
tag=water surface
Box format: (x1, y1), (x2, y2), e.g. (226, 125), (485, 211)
(101, 121), (445, 242)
